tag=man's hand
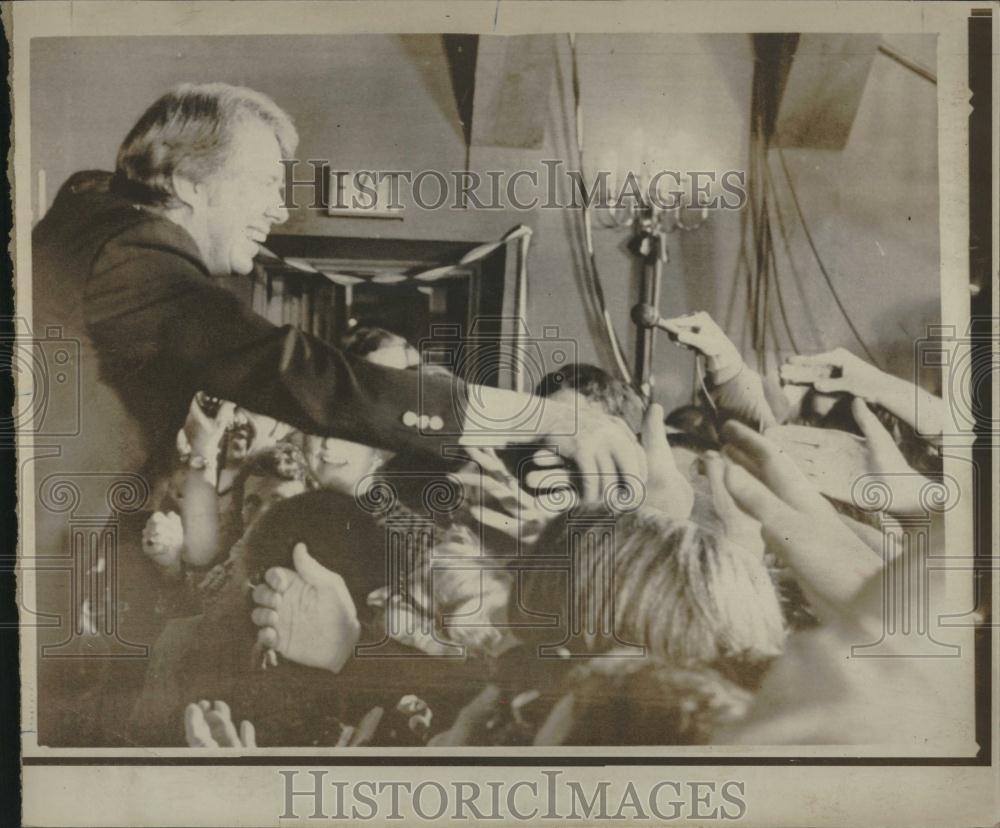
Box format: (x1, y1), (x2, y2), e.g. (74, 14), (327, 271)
(661, 311), (742, 380)
(534, 404), (648, 505)
(720, 421), (881, 622)
(780, 348), (885, 401)
(460, 387), (646, 506)
(513, 402), (701, 519)
(251, 542), (360, 674)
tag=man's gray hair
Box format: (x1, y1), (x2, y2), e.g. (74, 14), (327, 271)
(114, 82), (298, 205)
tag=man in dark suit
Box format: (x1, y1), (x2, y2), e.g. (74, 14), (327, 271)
(28, 83), (644, 744)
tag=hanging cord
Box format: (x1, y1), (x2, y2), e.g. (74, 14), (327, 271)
(775, 147), (882, 367)
(747, 49), (816, 373)
(716, 205), (754, 407)
(765, 221), (801, 354)
(567, 33), (635, 387)
(765, 157), (819, 351)
(760, 158), (801, 354)
(728, 115), (758, 367)
(748, 108), (769, 373)
(738, 192), (756, 359)
(747, 111), (758, 349)
(737, 41), (810, 382)
(722, 182), (753, 340)
(757, 120), (784, 365)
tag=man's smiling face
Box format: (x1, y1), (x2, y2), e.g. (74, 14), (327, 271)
(193, 117), (288, 276)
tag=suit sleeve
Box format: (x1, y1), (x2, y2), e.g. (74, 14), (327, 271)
(84, 221), (467, 455)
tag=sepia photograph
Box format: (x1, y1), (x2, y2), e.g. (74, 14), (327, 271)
(6, 1), (997, 826)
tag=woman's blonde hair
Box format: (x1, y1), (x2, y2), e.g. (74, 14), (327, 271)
(520, 505), (786, 667)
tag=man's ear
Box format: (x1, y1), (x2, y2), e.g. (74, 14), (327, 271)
(171, 172), (203, 210)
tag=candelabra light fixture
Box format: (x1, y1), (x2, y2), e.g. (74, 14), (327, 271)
(588, 129), (715, 397)
(595, 172), (712, 236)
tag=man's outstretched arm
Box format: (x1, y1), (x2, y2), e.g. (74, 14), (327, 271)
(87, 220), (645, 496)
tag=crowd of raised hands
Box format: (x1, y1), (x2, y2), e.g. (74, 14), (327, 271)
(123, 317), (962, 750)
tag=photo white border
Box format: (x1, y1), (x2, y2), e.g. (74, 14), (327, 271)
(8, 2), (997, 825)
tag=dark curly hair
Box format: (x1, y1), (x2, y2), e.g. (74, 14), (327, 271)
(535, 363), (644, 432)
(231, 442), (316, 525)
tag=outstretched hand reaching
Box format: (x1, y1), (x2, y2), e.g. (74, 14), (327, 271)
(780, 349), (947, 445)
(640, 403), (695, 519)
(251, 542), (361, 674)
(661, 311), (742, 379)
(715, 423), (966, 747)
(720, 421), (881, 623)
(185, 700), (256, 748)
(779, 347), (884, 400)
(701, 450), (764, 560)
(180, 395), (236, 459)
(850, 398), (938, 515)
(468, 387), (648, 506)
(765, 399), (942, 515)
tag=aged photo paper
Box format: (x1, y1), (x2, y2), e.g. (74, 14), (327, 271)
(7, 1), (998, 826)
